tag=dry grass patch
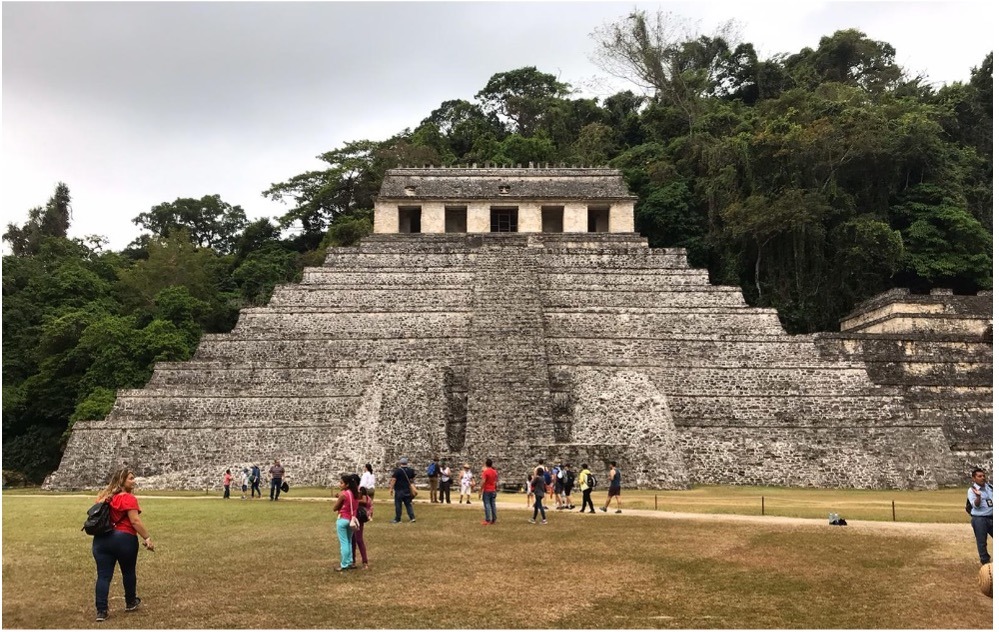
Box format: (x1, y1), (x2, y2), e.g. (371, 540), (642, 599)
(2, 493), (991, 629)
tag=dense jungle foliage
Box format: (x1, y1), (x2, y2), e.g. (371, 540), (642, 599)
(2, 13), (992, 482)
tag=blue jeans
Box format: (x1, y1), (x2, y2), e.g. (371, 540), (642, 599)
(335, 518), (353, 569)
(532, 495), (546, 521)
(394, 494), (415, 521)
(92, 530), (139, 612)
(270, 478), (282, 500)
(972, 515), (993, 563)
(482, 491), (497, 522)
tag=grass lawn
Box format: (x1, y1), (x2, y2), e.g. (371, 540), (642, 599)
(1, 489), (992, 629)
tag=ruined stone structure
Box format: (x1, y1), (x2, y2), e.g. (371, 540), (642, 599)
(46, 168), (992, 490)
(816, 288), (993, 479)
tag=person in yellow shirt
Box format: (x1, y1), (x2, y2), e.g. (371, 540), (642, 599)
(577, 464), (595, 513)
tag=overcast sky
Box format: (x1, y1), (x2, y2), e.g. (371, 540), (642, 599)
(2, 1), (994, 251)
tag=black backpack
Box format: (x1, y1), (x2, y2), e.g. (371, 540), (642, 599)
(357, 503), (370, 523)
(966, 498), (974, 515)
(586, 472), (597, 489)
(82, 501), (115, 536)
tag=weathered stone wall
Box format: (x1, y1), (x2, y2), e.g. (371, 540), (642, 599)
(45, 234), (991, 491)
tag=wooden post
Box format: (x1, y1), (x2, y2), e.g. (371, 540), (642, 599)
(761, 496), (765, 516)
(655, 494), (658, 510)
(892, 500), (896, 522)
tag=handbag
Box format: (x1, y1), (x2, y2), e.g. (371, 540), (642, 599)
(347, 490), (360, 532)
(401, 467), (418, 498)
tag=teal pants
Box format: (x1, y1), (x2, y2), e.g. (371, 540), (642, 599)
(336, 518), (353, 569)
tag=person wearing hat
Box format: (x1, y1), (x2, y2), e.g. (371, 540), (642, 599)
(459, 463), (475, 505)
(388, 457), (417, 523)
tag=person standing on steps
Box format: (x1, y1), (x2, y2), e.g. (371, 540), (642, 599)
(600, 461), (623, 514)
(578, 464), (595, 513)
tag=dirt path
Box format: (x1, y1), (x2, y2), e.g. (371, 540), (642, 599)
(11, 493), (970, 543)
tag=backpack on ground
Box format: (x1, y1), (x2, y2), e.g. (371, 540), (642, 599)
(427, 462), (438, 477)
(82, 501), (114, 536)
(586, 472), (597, 489)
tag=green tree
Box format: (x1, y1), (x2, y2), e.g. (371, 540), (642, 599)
(132, 194), (248, 254)
(3, 182), (72, 256)
(475, 67), (571, 136)
(892, 184), (992, 290)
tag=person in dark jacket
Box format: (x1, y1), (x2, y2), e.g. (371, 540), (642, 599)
(388, 457), (417, 523)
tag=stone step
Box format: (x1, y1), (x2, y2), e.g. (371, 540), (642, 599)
(148, 366), (373, 395)
(230, 311), (470, 338)
(193, 338), (468, 364)
(668, 395), (910, 425)
(108, 394), (363, 422)
(545, 311), (786, 337)
(269, 287), (473, 309)
(646, 368), (892, 397)
(543, 290), (748, 308)
(323, 253), (477, 268)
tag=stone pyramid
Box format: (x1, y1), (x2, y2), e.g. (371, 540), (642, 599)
(46, 168), (970, 490)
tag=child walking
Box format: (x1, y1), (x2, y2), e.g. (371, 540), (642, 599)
(352, 486), (373, 570)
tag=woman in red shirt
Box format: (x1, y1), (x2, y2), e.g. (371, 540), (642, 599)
(92, 468), (155, 623)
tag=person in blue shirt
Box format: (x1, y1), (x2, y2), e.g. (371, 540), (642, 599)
(967, 468), (993, 565)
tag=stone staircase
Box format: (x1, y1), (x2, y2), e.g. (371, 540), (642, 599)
(44, 234), (987, 490)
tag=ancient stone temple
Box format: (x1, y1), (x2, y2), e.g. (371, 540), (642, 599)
(45, 167), (993, 490)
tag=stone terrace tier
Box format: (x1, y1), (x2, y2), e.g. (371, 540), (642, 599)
(46, 234), (983, 490)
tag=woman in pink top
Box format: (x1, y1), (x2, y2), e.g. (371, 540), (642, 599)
(92, 468), (155, 622)
(332, 474), (359, 571)
(352, 485), (374, 570)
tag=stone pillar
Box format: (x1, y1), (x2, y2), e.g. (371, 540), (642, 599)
(468, 202), (491, 233)
(563, 202), (588, 233)
(519, 202), (542, 233)
(373, 201), (396, 234)
(610, 201), (635, 233)
(422, 202), (445, 233)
